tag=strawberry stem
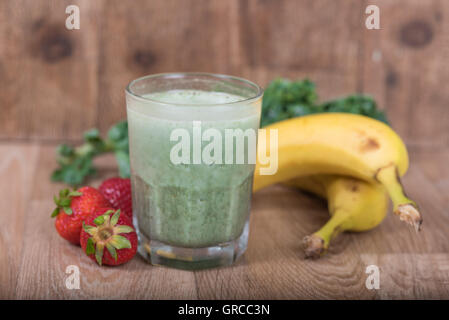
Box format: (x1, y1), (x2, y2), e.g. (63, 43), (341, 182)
(83, 209), (134, 266)
(51, 188), (82, 217)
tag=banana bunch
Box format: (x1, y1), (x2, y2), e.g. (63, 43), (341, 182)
(253, 113), (422, 258)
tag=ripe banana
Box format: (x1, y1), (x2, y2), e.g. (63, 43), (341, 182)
(254, 113), (422, 231)
(284, 175), (388, 258)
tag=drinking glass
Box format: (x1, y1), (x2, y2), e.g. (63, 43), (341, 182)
(126, 73), (263, 269)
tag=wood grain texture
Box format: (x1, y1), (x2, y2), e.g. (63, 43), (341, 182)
(0, 144), (39, 299)
(362, 0), (449, 146)
(413, 147), (449, 208)
(1, 142), (448, 299)
(1, 0), (447, 146)
(234, 0), (364, 103)
(0, 0), (101, 140)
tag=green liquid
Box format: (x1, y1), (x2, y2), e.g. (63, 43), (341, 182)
(127, 90), (260, 248)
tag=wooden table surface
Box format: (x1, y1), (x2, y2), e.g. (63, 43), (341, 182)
(1, 141), (449, 299)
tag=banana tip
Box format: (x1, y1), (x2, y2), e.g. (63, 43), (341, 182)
(395, 203), (423, 232)
(303, 234), (326, 259)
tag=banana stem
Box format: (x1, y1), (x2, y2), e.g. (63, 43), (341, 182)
(375, 164), (422, 232)
(303, 209), (349, 258)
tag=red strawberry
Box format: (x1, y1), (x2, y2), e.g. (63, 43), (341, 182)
(99, 177), (133, 219)
(52, 187), (110, 245)
(80, 208), (137, 266)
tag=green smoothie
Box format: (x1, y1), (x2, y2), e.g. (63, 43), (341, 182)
(127, 89), (261, 248)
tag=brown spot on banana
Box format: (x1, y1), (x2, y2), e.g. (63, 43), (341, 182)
(359, 137), (380, 153)
(344, 179), (359, 192)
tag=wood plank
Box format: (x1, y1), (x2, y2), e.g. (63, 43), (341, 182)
(413, 147), (449, 208)
(238, 0), (363, 73)
(0, 143), (39, 298)
(362, 0), (449, 146)
(1, 0), (447, 147)
(0, 0), (101, 140)
(97, 0), (237, 134)
(3, 141), (449, 299)
(234, 0), (364, 101)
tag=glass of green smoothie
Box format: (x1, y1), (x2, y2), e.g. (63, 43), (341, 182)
(126, 73), (263, 270)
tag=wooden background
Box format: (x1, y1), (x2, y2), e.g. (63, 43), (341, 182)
(1, 0), (449, 300)
(1, 0), (448, 145)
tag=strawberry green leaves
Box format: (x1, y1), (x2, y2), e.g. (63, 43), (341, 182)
(82, 222), (96, 236)
(93, 215), (105, 226)
(95, 243), (104, 266)
(110, 209), (121, 226)
(63, 207), (73, 215)
(51, 208), (60, 218)
(83, 209), (134, 265)
(114, 225), (134, 234)
(85, 238), (95, 255)
(51, 189), (83, 217)
(93, 209), (115, 225)
(109, 235), (132, 250)
(106, 243), (118, 262)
